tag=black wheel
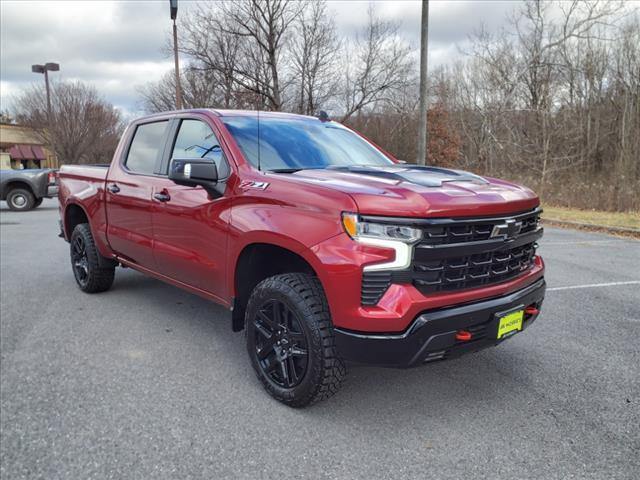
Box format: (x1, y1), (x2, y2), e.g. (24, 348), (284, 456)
(245, 273), (345, 407)
(6, 188), (35, 211)
(70, 223), (115, 293)
(33, 198), (43, 208)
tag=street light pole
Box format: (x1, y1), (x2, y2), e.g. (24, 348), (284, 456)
(31, 62), (60, 121)
(44, 69), (51, 116)
(31, 62), (60, 168)
(416, 0), (429, 165)
(170, 0), (183, 110)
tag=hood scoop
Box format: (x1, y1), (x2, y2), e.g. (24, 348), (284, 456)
(327, 165), (488, 188)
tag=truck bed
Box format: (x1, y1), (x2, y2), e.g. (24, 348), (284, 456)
(59, 164), (109, 181)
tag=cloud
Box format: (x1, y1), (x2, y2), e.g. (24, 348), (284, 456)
(0, 0), (574, 116)
(329, 1), (521, 61)
(1, 0), (180, 115)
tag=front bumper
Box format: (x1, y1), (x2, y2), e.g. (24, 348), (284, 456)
(334, 278), (546, 368)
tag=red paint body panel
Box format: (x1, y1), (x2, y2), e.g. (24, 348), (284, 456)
(58, 109), (545, 334)
(57, 165), (112, 259)
(104, 163), (156, 268)
(280, 169), (540, 218)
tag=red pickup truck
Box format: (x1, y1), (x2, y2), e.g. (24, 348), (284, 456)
(58, 109), (545, 407)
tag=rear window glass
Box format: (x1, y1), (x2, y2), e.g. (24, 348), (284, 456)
(125, 121), (168, 174)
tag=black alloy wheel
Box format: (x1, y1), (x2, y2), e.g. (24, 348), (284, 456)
(69, 223), (115, 293)
(253, 299), (309, 388)
(245, 273), (345, 407)
(71, 234), (90, 288)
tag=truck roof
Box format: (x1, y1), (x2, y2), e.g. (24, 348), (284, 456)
(136, 109), (322, 123)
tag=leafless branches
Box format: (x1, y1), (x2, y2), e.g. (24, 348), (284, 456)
(290, 1), (339, 115)
(134, 0), (639, 211)
(449, 0), (639, 210)
(137, 67), (221, 112)
(14, 81), (123, 164)
(339, 7), (414, 122)
(141, 0), (414, 119)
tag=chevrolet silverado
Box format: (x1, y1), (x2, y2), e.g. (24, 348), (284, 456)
(57, 109), (545, 407)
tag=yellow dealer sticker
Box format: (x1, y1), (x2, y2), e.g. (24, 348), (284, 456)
(497, 310), (524, 339)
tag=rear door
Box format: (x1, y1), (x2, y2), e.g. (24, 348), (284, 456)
(105, 120), (171, 269)
(150, 116), (233, 300)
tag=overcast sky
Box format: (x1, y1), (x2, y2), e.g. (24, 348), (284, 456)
(1, 0), (530, 117)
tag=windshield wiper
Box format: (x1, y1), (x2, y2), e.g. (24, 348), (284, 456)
(268, 168), (304, 173)
(268, 167), (328, 173)
(185, 144), (221, 158)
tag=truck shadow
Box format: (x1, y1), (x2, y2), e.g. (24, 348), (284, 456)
(110, 270), (537, 429)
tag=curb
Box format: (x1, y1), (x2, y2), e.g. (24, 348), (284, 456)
(543, 218), (640, 238)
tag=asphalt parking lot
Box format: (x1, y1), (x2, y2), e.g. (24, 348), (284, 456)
(1, 198), (639, 480)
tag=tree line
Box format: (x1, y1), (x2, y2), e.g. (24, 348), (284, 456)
(138, 0), (638, 212)
(441, 0), (640, 211)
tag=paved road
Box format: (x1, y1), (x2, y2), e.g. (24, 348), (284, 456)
(1, 199), (639, 480)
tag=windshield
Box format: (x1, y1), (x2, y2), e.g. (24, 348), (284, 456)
(221, 116), (394, 171)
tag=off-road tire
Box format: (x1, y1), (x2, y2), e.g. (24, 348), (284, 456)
(245, 273), (346, 407)
(6, 188), (35, 211)
(70, 223), (115, 293)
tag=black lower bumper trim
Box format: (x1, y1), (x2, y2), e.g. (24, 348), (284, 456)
(335, 278), (546, 368)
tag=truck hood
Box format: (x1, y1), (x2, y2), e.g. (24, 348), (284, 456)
(279, 165), (539, 217)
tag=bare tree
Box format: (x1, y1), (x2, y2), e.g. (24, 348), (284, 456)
(290, 1), (339, 115)
(179, 4), (242, 108)
(460, 2), (624, 187)
(13, 81), (123, 165)
(219, 0), (303, 110)
(138, 67), (222, 112)
(339, 6), (414, 122)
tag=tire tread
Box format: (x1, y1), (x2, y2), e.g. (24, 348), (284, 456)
(246, 273), (345, 407)
(71, 224), (115, 293)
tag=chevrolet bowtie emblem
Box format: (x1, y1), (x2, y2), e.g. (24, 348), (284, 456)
(490, 219), (522, 239)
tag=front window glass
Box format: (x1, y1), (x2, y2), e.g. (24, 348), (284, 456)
(221, 116), (393, 171)
(171, 119), (229, 178)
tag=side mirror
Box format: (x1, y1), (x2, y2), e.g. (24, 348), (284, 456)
(169, 157), (218, 193)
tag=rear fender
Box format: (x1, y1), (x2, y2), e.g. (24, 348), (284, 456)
(60, 177), (113, 260)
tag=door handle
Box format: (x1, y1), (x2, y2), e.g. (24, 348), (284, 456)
(153, 192), (171, 202)
(108, 184), (120, 194)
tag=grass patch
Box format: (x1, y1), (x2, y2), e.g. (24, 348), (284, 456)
(542, 206), (640, 230)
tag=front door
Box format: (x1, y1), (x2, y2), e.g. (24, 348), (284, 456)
(150, 117), (233, 301)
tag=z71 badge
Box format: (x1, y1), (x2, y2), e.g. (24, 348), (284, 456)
(240, 180), (270, 190)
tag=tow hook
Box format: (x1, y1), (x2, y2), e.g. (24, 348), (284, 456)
(455, 330), (473, 341)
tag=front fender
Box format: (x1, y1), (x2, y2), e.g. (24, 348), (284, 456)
(226, 181), (357, 298)
(225, 169), (361, 307)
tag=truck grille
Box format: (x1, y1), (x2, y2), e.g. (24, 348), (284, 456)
(412, 242), (536, 294)
(419, 211), (540, 245)
(361, 208), (542, 305)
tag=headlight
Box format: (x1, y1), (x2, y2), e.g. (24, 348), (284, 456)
(341, 212), (421, 243)
(341, 212), (421, 272)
